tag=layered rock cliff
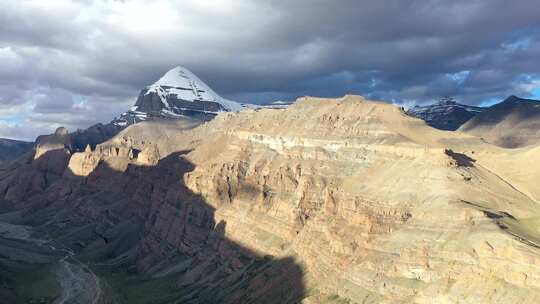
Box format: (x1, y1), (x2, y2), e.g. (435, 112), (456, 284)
(180, 96), (540, 302)
(2, 95), (540, 303)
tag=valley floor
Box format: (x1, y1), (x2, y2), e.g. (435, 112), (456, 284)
(0, 217), (104, 304)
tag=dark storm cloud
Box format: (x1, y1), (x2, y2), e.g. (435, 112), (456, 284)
(1, 0), (540, 139)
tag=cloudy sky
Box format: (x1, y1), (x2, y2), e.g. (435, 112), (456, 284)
(1, 0), (540, 140)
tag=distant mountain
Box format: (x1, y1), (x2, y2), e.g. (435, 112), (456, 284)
(459, 95), (540, 148)
(0, 138), (33, 164)
(112, 66), (245, 127)
(407, 97), (485, 131)
(257, 100), (295, 109)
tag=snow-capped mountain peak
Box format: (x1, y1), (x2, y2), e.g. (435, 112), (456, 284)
(144, 66), (242, 112)
(112, 66), (244, 127)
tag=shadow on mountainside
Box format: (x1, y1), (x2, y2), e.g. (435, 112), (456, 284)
(0, 149), (306, 304)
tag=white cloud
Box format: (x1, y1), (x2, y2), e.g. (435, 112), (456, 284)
(516, 78), (540, 95)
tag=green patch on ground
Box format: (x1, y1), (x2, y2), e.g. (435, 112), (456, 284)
(303, 289), (351, 304)
(9, 265), (61, 304)
(323, 294), (351, 304)
(99, 270), (184, 304)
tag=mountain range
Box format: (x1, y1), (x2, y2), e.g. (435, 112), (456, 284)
(407, 95), (540, 148)
(1, 67), (540, 303)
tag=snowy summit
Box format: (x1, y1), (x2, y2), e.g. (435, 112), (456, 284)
(113, 66), (243, 126)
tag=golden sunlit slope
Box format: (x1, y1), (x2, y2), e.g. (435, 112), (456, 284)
(460, 96), (540, 148)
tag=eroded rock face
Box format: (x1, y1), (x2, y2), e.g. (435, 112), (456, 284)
(66, 148), (100, 177)
(2, 96), (540, 303)
(0, 128), (72, 204)
(175, 96), (540, 302)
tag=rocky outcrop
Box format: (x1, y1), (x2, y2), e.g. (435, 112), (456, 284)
(34, 127), (71, 159)
(66, 147), (100, 177)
